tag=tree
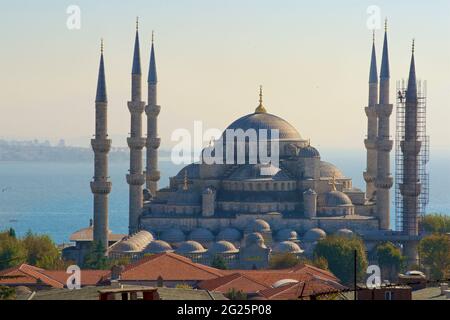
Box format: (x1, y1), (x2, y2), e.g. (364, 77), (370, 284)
(175, 283), (193, 289)
(313, 235), (368, 285)
(225, 288), (247, 300)
(22, 231), (61, 269)
(211, 255), (228, 270)
(0, 286), (15, 300)
(419, 234), (450, 280)
(8, 228), (16, 239)
(421, 214), (450, 234)
(0, 232), (27, 270)
(83, 241), (110, 270)
(375, 242), (405, 281)
(269, 253), (300, 269)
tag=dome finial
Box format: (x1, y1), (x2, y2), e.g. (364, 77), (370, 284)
(255, 85), (267, 113)
(328, 174), (337, 191)
(183, 170), (189, 191)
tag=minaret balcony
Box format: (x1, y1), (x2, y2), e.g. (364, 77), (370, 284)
(364, 139), (377, 150)
(375, 176), (393, 189)
(400, 183), (421, 197)
(128, 101), (146, 113)
(127, 137), (146, 149)
(400, 140), (422, 155)
(376, 139), (393, 152)
(364, 107), (377, 117)
(91, 139), (112, 153)
(145, 104), (161, 116)
(90, 180), (112, 194)
(147, 137), (161, 149)
(127, 173), (146, 186)
(363, 172), (376, 183)
(147, 170), (161, 182)
(374, 104), (393, 117)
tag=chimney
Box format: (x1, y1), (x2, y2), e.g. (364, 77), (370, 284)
(111, 265), (125, 281)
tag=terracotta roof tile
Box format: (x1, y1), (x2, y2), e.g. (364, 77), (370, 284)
(198, 273), (270, 293)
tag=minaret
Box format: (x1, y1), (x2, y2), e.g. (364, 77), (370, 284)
(375, 21), (394, 230)
(363, 31), (378, 201)
(127, 18), (146, 235)
(401, 41), (421, 263)
(90, 39), (112, 250)
(145, 31), (161, 196)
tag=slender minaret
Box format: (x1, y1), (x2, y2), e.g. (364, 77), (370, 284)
(363, 31), (379, 201)
(127, 18), (146, 235)
(401, 41), (421, 263)
(145, 32), (161, 196)
(375, 21), (394, 230)
(90, 40), (112, 250)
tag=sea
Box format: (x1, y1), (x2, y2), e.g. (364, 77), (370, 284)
(0, 150), (449, 244)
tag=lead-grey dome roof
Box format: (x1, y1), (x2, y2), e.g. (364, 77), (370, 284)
(272, 241), (304, 254)
(335, 228), (354, 238)
(276, 229), (298, 242)
(245, 219), (271, 233)
(175, 241), (207, 254)
(245, 232), (266, 247)
(209, 241), (239, 254)
(224, 112), (302, 141)
(160, 228), (186, 243)
(188, 228), (215, 242)
(303, 228), (327, 242)
(322, 191), (353, 207)
(144, 240), (173, 254)
(299, 146), (320, 158)
(228, 164), (291, 181)
(320, 161), (345, 178)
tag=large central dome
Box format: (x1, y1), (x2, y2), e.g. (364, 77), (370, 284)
(225, 112), (302, 141)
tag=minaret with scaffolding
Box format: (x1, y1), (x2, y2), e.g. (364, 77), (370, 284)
(395, 41), (429, 265)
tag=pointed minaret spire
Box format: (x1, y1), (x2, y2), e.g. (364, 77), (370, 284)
(96, 39), (107, 103)
(406, 39), (417, 102)
(132, 17), (141, 75)
(380, 19), (390, 81)
(369, 30), (378, 84)
(148, 31), (158, 84)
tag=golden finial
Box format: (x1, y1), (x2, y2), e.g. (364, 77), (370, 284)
(329, 174), (337, 191)
(384, 18), (388, 32)
(255, 85), (267, 113)
(100, 38), (104, 54)
(183, 170), (188, 191)
(136, 16), (139, 31)
(308, 138), (311, 147)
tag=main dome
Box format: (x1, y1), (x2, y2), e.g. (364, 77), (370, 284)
(224, 112), (302, 141)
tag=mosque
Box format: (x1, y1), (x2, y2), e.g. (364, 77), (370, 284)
(64, 20), (425, 269)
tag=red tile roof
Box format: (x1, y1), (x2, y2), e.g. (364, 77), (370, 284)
(198, 273), (270, 293)
(0, 264), (109, 288)
(119, 252), (224, 281)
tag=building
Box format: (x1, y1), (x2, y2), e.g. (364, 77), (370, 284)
(73, 20), (427, 269)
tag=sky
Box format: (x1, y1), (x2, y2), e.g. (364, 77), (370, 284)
(1, 0), (450, 152)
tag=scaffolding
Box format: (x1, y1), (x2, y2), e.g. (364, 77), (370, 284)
(395, 79), (430, 233)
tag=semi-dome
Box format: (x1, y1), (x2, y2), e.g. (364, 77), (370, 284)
(303, 228), (327, 242)
(335, 228), (354, 238)
(276, 229), (298, 242)
(299, 146), (320, 158)
(209, 241), (239, 254)
(188, 228), (215, 242)
(112, 230), (154, 253)
(323, 191), (353, 207)
(175, 163), (200, 180)
(245, 219), (271, 233)
(175, 241), (207, 254)
(320, 161), (345, 178)
(112, 240), (140, 253)
(144, 240), (173, 254)
(224, 112), (302, 142)
(216, 228), (242, 242)
(160, 228), (186, 243)
(272, 241), (304, 254)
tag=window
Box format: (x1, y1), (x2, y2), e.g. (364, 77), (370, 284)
(384, 291), (393, 300)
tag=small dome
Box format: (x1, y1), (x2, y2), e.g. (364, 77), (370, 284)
(273, 279), (299, 288)
(160, 228), (186, 243)
(188, 228), (215, 242)
(320, 161), (345, 178)
(245, 219), (271, 233)
(175, 241), (206, 254)
(323, 191), (353, 207)
(335, 229), (354, 238)
(144, 240), (173, 254)
(217, 228), (242, 242)
(303, 188), (317, 195)
(245, 232), (266, 247)
(203, 187), (214, 195)
(303, 228), (327, 242)
(272, 241), (304, 254)
(209, 241), (239, 254)
(276, 229), (298, 242)
(113, 240), (140, 253)
(299, 146), (320, 158)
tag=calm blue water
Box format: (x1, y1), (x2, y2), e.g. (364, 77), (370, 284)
(0, 152), (449, 244)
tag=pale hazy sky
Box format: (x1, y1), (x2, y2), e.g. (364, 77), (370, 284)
(1, 0), (449, 151)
